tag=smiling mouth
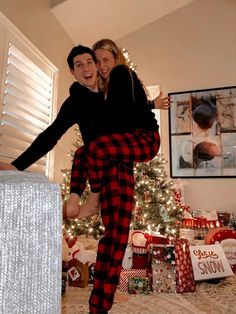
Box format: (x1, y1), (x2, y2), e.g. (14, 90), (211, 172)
(84, 74), (93, 80)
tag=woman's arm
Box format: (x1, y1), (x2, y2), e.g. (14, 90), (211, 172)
(151, 91), (172, 110)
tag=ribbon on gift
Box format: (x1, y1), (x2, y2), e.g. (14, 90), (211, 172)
(144, 233), (170, 245)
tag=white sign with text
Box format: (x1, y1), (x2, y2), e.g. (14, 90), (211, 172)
(189, 244), (234, 281)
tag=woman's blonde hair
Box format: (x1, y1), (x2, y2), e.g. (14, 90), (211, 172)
(92, 38), (130, 91)
(92, 38), (128, 66)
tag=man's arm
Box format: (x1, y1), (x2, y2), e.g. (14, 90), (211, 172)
(11, 97), (77, 171)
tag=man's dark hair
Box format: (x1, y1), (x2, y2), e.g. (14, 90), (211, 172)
(67, 45), (97, 70)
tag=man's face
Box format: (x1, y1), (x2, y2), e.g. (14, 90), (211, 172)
(70, 53), (98, 91)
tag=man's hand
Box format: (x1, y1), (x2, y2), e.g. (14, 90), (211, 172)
(0, 162), (17, 170)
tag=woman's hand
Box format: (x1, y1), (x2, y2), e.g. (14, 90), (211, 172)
(0, 162), (17, 170)
(153, 91), (172, 110)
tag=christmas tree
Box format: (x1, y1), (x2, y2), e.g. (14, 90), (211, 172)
(133, 155), (182, 237)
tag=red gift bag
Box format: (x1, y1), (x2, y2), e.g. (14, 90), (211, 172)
(131, 231), (149, 269)
(173, 238), (196, 293)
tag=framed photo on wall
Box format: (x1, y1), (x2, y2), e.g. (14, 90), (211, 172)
(168, 86), (236, 178)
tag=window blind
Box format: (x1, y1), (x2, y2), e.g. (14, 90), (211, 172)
(146, 85), (161, 126)
(0, 43), (54, 174)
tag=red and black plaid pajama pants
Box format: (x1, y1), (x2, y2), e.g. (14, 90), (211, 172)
(89, 163), (134, 313)
(86, 130), (160, 193)
(70, 146), (88, 196)
(85, 129), (160, 313)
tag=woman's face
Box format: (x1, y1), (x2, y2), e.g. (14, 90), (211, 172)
(94, 49), (116, 79)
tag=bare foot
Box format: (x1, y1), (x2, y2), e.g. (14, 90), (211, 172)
(0, 162), (16, 170)
(79, 192), (100, 218)
(64, 193), (80, 219)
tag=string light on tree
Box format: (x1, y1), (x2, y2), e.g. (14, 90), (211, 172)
(122, 48), (137, 71)
(133, 154), (183, 237)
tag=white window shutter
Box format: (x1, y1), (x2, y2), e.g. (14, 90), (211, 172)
(0, 13), (58, 179)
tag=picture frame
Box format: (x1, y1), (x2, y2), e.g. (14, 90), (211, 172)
(168, 86), (236, 178)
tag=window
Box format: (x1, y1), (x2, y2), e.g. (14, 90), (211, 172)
(146, 84), (161, 129)
(0, 13), (58, 179)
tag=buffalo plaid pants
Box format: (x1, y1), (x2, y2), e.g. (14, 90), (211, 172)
(87, 130), (159, 313)
(86, 130), (160, 193)
(89, 164), (134, 313)
(70, 146), (88, 196)
(70, 129), (160, 196)
(70, 129), (160, 313)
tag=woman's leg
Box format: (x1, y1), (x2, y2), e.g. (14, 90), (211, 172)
(87, 130), (159, 192)
(81, 129), (159, 213)
(102, 164), (134, 312)
(89, 164), (134, 313)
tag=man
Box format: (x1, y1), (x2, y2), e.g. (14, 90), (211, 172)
(0, 45), (104, 173)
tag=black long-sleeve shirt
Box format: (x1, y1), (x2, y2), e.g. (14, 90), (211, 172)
(104, 65), (158, 133)
(12, 84), (104, 170)
(12, 64), (158, 171)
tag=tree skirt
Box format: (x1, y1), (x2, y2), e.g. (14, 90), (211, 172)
(61, 275), (236, 314)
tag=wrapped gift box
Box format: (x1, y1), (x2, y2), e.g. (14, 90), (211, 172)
(151, 244), (176, 293)
(68, 259), (89, 288)
(151, 240), (196, 294)
(128, 277), (151, 295)
(0, 171), (62, 314)
(118, 268), (148, 291)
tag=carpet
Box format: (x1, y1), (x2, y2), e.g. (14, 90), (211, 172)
(61, 275), (236, 314)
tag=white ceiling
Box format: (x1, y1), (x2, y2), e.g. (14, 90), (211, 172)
(50, 0), (194, 46)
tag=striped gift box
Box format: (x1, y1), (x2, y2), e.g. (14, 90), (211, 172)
(118, 268), (148, 291)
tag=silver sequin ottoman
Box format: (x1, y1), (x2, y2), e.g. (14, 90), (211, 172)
(0, 171), (62, 314)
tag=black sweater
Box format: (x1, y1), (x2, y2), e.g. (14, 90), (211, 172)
(12, 84), (104, 170)
(104, 65), (158, 134)
(12, 65), (158, 171)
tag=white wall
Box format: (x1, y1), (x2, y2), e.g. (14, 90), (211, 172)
(117, 0), (236, 214)
(0, 0), (77, 183)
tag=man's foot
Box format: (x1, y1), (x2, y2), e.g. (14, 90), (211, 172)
(63, 193), (80, 219)
(79, 192), (100, 218)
